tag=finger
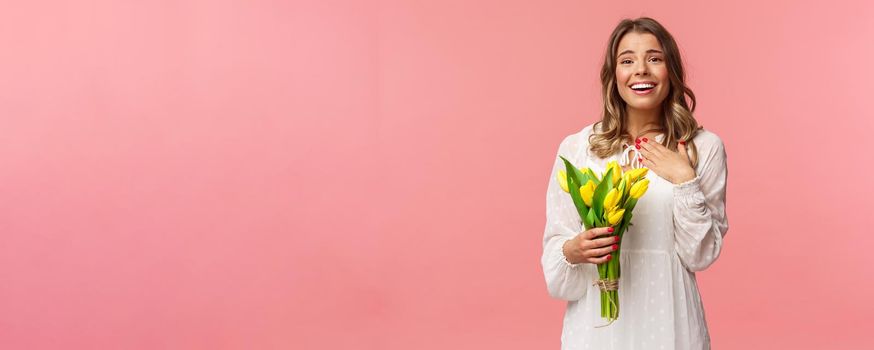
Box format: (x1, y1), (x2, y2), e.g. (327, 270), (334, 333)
(591, 243), (619, 257)
(598, 227), (615, 237)
(636, 141), (657, 160)
(638, 147), (654, 163)
(582, 228), (612, 249)
(586, 226), (614, 239)
(595, 235), (621, 248)
(640, 138), (664, 156)
(588, 253), (612, 264)
(635, 143), (654, 161)
(640, 156), (655, 168)
(678, 141), (689, 160)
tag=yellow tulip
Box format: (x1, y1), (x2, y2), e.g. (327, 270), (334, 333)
(627, 167), (649, 183)
(606, 161), (622, 186)
(579, 180), (596, 207)
(619, 176), (630, 198)
(629, 178), (650, 199)
(606, 208), (626, 226)
(635, 167), (649, 180)
(557, 170), (569, 193)
(616, 175), (624, 191)
(603, 188), (621, 211)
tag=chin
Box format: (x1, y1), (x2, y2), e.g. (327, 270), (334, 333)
(623, 93), (667, 110)
(629, 102), (661, 110)
(624, 100), (660, 111)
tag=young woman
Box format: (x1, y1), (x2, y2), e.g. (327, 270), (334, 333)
(541, 17), (729, 349)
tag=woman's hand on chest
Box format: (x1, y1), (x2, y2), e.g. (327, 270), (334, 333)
(635, 138), (696, 184)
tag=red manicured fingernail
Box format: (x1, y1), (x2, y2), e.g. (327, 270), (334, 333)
(606, 255), (612, 260)
(635, 144), (641, 149)
(679, 141), (686, 145)
(643, 137), (648, 142)
(615, 236), (620, 242)
(612, 244), (618, 250)
(635, 138), (640, 143)
(638, 157), (643, 162)
(608, 227), (614, 232)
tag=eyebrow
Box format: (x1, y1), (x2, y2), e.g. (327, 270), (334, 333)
(618, 49), (664, 56)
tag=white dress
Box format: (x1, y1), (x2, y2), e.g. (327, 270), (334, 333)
(541, 122), (729, 350)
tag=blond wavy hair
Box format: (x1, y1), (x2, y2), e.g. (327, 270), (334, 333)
(589, 17), (703, 169)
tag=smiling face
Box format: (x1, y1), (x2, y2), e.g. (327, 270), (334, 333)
(615, 32), (671, 112)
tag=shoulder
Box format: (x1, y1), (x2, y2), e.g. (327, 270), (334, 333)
(691, 127), (726, 155)
(690, 128), (728, 174)
(557, 122), (597, 153)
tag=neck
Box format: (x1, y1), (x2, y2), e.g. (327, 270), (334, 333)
(625, 106), (663, 138)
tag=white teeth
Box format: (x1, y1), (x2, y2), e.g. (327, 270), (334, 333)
(631, 83), (655, 89)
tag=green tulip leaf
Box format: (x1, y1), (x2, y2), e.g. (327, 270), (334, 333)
(560, 156), (590, 223)
(619, 212), (633, 232)
(570, 166), (588, 189)
(617, 178), (628, 207)
(592, 170), (613, 221)
(585, 206), (596, 228)
(624, 197), (638, 211)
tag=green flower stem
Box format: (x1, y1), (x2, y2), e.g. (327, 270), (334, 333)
(599, 225), (625, 322)
(597, 262), (605, 317)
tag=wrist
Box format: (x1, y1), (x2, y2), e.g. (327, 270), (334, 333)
(562, 239), (586, 265)
(562, 239), (578, 264)
(672, 169), (696, 185)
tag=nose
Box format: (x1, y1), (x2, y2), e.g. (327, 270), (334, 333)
(634, 61), (649, 75)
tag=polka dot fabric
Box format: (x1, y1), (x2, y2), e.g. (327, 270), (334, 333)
(541, 123), (729, 350)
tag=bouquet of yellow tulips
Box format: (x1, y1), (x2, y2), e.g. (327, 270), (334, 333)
(557, 157), (650, 326)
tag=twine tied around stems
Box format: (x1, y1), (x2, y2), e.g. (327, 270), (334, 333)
(592, 278), (619, 328)
(593, 278), (618, 291)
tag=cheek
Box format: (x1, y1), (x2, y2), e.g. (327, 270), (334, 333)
(615, 69), (631, 89)
(654, 68), (670, 94)
(615, 69), (630, 82)
(654, 67), (670, 82)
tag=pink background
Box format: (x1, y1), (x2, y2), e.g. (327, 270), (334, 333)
(0, 0), (871, 349)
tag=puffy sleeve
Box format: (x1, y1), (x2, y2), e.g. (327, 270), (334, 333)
(671, 135), (729, 273)
(541, 135), (598, 301)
